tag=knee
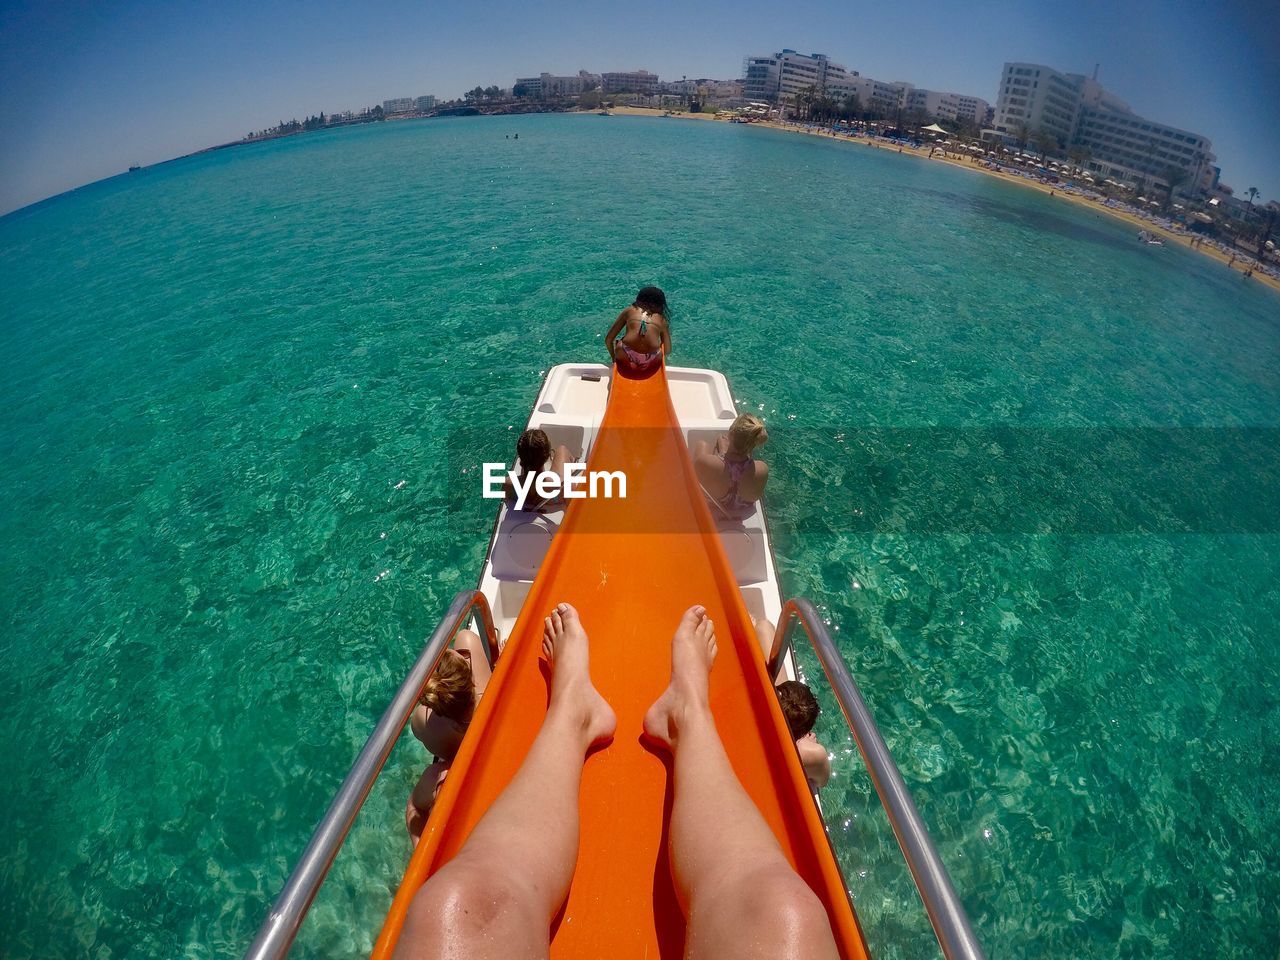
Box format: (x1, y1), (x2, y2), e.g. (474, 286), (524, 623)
(711, 867), (834, 949)
(403, 858), (514, 941)
(766, 874), (834, 946)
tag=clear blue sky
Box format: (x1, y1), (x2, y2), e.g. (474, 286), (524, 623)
(1, 0), (1276, 215)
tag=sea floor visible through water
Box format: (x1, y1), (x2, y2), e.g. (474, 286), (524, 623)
(1, 113), (1277, 959)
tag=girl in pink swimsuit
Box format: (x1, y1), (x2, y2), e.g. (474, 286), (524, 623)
(605, 286), (671, 375)
(693, 414), (770, 516)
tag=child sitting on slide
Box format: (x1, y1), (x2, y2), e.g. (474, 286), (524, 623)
(605, 286), (671, 374)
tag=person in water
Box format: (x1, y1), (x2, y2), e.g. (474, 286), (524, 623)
(755, 619), (832, 792)
(605, 286), (671, 374)
(503, 428), (575, 512)
(693, 413), (770, 516)
(405, 630), (494, 844)
(395, 603), (840, 960)
(775, 681), (832, 792)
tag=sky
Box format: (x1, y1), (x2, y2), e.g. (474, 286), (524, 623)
(1, 0), (1277, 215)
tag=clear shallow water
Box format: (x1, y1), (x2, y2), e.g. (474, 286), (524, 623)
(1, 114), (1277, 959)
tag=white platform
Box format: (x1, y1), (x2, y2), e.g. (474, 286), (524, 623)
(474, 364), (787, 677)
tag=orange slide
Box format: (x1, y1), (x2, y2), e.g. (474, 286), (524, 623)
(373, 365), (869, 959)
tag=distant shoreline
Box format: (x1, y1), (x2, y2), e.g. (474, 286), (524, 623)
(595, 105), (1280, 294)
(8, 108), (1277, 295)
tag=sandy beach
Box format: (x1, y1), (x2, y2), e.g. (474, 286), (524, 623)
(596, 106), (1279, 294)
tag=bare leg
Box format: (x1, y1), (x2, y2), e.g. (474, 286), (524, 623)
(396, 604), (616, 960)
(406, 761), (450, 846)
(452, 629), (493, 698)
(550, 443), (577, 476)
(644, 607), (839, 960)
(753, 618), (784, 685)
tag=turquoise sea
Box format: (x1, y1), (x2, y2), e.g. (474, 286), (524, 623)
(1, 114), (1277, 959)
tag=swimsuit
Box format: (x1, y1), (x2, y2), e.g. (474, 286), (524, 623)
(713, 453), (755, 514)
(617, 341), (662, 372)
(508, 458), (555, 511)
(615, 310), (662, 373)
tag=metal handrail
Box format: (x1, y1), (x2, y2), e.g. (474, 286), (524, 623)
(769, 598), (986, 960)
(244, 589), (499, 960)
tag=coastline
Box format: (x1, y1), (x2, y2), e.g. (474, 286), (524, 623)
(599, 105), (1280, 294)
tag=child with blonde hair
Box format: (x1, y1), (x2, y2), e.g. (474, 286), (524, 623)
(406, 631), (493, 843)
(693, 413), (770, 515)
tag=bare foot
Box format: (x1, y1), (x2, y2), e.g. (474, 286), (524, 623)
(643, 605), (718, 749)
(542, 603), (616, 746)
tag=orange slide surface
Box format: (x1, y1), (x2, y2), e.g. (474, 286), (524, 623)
(373, 365), (869, 959)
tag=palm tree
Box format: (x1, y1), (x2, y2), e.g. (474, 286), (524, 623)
(1012, 121), (1030, 151)
(1067, 145), (1091, 175)
(841, 93), (861, 121)
(790, 85), (818, 121)
(1245, 187), (1260, 216)
(1030, 128), (1056, 160)
(1161, 166), (1190, 210)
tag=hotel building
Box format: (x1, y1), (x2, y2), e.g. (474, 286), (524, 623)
(743, 50), (988, 125)
(743, 51), (855, 103)
(382, 97), (416, 115)
(601, 70), (659, 95)
(992, 62), (1216, 195)
(516, 71), (602, 97)
(895, 85), (990, 125)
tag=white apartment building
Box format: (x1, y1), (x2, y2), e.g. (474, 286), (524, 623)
(743, 55), (781, 101)
(743, 51), (854, 102)
(1074, 104), (1216, 194)
(702, 79), (743, 100)
(950, 93), (991, 125)
(781, 52), (854, 99)
(993, 63), (1081, 145)
(514, 76), (543, 97)
(841, 76), (903, 115)
(382, 97), (416, 115)
(416, 95), (436, 111)
(601, 70), (659, 94)
(992, 62), (1216, 194)
(661, 79), (700, 95)
(895, 86), (989, 125)
(743, 51), (987, 124)
(536, 71), (601, 97)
